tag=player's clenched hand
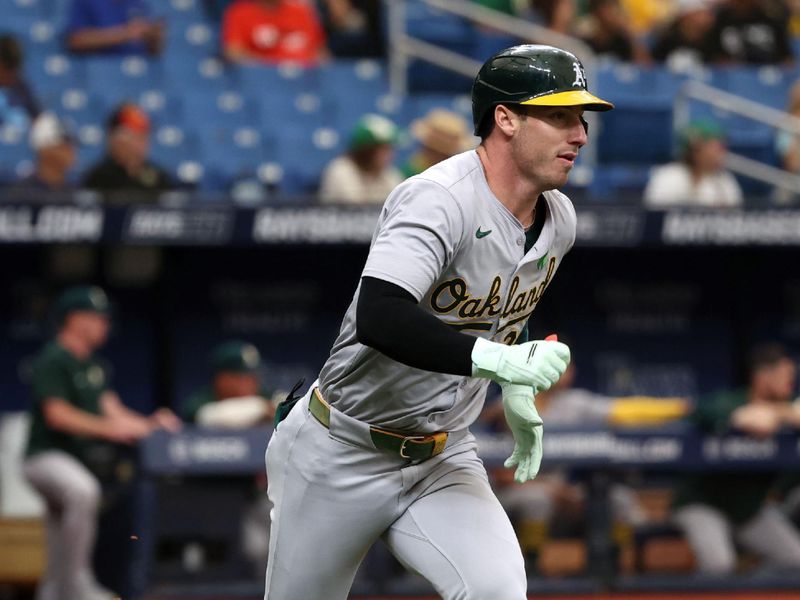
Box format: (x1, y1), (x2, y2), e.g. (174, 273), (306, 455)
(501, 382), (543, 483)
(471, 337), (570, 392)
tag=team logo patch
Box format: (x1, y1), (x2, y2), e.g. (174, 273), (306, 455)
(572, 62), (586, 89)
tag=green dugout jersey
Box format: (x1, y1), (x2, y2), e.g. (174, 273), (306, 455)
(26, 341), (108, 463)
(673, 389), (778, 524)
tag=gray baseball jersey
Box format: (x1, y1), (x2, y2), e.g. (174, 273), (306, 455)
(265, 149), (578, 600)
(318, 149), (577, 433)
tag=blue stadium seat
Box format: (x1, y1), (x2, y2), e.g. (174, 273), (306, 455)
(150, 125), (201, 178)
(165, 21), (220, 59)
(278, 127), (344, 195)
(161, 0), (206, 24)
(182, 90), (256, 134)
(135, 90), (184, 128)
(24, 53), (85, 96)
(709, 66), (793, 109)
(318, 60), (390, 127)
(0, 126), (33, 183)
(405, 0), (474, 46)
(596, 97), (674, 164)
(318, 60), (387, 101)
(15, 20), (60, 57)
(257, 90), (336, 133)
(160, 55), (232, 94)
(588, 164), (652, 201)
(85, 57), (164, 107)
(234, 64), (322, 99)
(49, 88), (105, 127)
(72, 124), (106, 178)
(197, 126), (276, 189)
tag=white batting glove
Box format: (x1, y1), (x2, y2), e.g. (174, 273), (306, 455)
(471, 337), (570, 392)
(501, 382), (543, 483)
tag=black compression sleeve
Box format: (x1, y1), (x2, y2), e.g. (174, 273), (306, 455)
(356, 277), (476, 376)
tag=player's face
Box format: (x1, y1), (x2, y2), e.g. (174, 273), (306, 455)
(215, 372), (260, 400)
(510, 105), (587, 190)
(70, 311), (110, 348)
(765, 358), (797, 401)
(693, 138), (726, 173)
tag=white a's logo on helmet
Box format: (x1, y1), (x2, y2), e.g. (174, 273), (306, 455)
(571, 62), (586, 88)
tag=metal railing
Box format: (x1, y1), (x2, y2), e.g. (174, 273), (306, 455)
(674, 80), (800, 198)
(386, 0), (601, 174)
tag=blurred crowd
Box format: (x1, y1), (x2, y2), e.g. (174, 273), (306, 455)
(0, 0), (799, 206)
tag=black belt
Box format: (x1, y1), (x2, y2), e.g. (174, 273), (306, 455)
(309, 388), (448, 461)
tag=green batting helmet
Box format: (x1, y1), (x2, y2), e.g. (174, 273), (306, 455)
(471, 44), (614, 136)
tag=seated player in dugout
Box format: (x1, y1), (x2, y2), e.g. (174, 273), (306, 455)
(481, 356), (688, 571)
(23, 286), (181, 600)
(182, 340), (275, 576)
(672, 343), (800, 574)
(264, 45), (615, 600)
(183, 340), (275, 427)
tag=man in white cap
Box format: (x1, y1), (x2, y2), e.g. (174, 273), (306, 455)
(15, 112), (77, 192)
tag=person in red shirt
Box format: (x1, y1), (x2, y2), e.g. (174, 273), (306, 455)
(222, 0), (328, 65)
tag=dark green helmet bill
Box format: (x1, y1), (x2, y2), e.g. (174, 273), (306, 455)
(471, 44), (614, 136)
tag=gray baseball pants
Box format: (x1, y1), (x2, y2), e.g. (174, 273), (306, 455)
(263, 390), (527, 600)
(23, 451), (101, 600)
(674, 502), (800, 573)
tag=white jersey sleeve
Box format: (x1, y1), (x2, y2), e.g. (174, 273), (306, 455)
(362, 178), (468, 301)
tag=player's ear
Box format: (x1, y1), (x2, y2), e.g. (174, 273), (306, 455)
(494, 105), (520, 137)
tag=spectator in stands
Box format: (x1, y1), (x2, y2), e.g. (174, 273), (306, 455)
(481, 360), (688, 569)
(64, 0), (165, 56)
(775, 80), (800, 202)
(16, 113), (78, 192)
(0, 34), (40, 129)
(644, 119), (743, 208)
(651, 0), (717, 71)
(577, 0), (651, 64)
(672, 343), (800, 574)
(709, 0), (794, 65)
(183, 340), (275, 575)
(317, 0), (384, 57)
(82, 103), (174, 203)
(474, 0), (576, 35)
(23, 285), (181, 600)
(319, 113), (403, 204)
(401, 109), (475, 178)
(619, 0), (675, 37)
(526, 0), (577, 35)
(222, 0), (328, 65)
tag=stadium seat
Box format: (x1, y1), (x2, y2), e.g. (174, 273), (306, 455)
(709, 66), (792, 109)
(278, 127), (344, 195)
(596, 97), (674, 165)
(85, 57), (164, 108)
(149, 125), (201, 180)
(196, 126), (276, 190)
(182, 90), (256, 133)
(160, 55), (232, 95)
(161, 0), (205, 24)
(50, 88), (105, 127)
(234, 64), (322, 100)
(257, 90), (336, 134)
(165, 21), (220, 59)
(24, 53), (85, 96)
(0, 126), (33, 183)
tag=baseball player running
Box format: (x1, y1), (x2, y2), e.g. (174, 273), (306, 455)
(264, 45), (613, 599)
